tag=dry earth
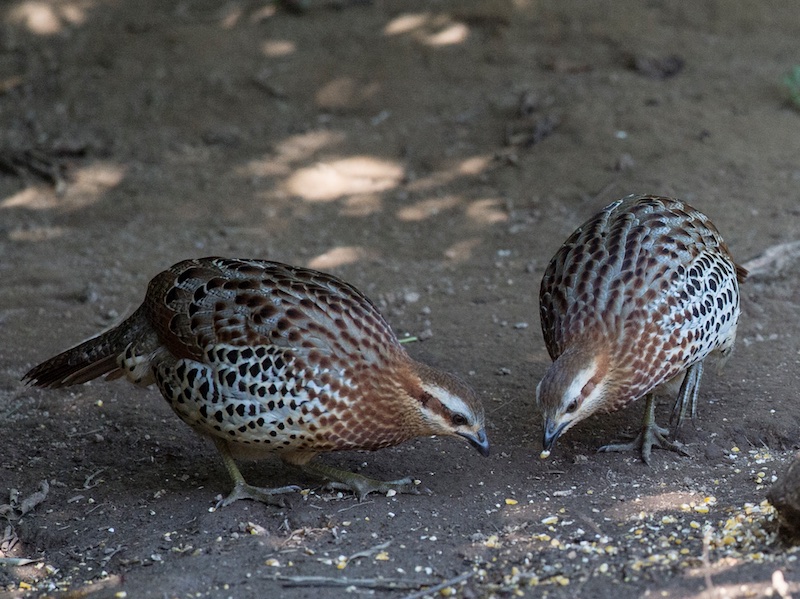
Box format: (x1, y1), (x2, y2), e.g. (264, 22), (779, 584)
(2, 1), (800, 598)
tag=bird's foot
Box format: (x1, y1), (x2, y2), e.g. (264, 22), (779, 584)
(299, 462), (431, 501)
(217, 481), (300, 508)
(598, 423), (688, 465)
(323, 475), (429, 500)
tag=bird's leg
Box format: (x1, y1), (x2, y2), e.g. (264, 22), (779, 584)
(296, 461), (427, 501)
(598, 393), (689, 465)
(670, 361), (704, 432)
(213, 439), (299, 507)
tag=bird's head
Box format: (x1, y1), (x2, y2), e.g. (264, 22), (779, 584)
(411, 363), (490, 457)
(536, 347), (610, 454)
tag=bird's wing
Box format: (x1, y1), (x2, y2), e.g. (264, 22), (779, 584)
(144, 257), (401, 370)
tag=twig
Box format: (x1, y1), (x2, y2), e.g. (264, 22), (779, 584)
(400, 571), (475, 599)
(0, 557), (37, 566)
(337, 499), (374, 512)
(270, 575), (425, 590)
(67, 427), (104, 438)
(100, 544), (125, 566)
(346, 540), (391, 564)
(85, 502), (106, 515)
(78, 469), (106, 490)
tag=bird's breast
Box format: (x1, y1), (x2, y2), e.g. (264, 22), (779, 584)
(150, 343), (415, 454)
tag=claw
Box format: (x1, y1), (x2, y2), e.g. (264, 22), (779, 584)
(299, 462), (428, 500)
(217, 482), (300, 508)
(599, 393), (690, 464)
(213, 438), (298, 507)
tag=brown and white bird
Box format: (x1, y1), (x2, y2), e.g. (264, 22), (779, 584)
(23, 257), (489, 505)
(537, 195), (746, 463)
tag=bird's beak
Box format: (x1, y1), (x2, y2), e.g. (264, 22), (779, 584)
(459, 427), (490, 457)
(542, 417), (567, 452)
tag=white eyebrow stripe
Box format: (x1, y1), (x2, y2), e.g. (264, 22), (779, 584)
(564, 364), (596, 401)
(421, 382), (471, 419)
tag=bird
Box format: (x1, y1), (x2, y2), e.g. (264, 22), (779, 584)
(23, 257), (489, 505)
(536, 194), (746, 464)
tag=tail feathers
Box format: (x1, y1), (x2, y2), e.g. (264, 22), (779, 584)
(24, 353), (121, 388)
(736, 263), (748, 284)
(23, 307), (146, 389)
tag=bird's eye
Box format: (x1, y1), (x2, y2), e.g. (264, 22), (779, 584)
(566, 400), (579, 414)
(451, 413), (468, 426)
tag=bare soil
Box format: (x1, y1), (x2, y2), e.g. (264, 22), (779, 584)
(2, 1), (800, 598)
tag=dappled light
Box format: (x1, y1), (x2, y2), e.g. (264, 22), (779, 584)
(3, 1), (795, 597)
(602, 490), (710, 522)
(396, 195), (460, 222)
(239, 141), (500, 226)
(340, 193), (383, 217)
(1, 187), (42, 210)
(275, 131), (348, 164)
(218, 4), (243, 29)
(458, 156), (493, 176)
(238, 131), (348, 179)
(8, 225), (66, 242)
(384, 13), (428, 36)
(261, 39), (296, 57)
(285, 156), (404, 202)
(406, 155), (492, 193)
(466, 198), (508, 224)
(315, 77), (380, 111)
(673, 568), (799, 599)
(7, 1), (90, 35)
(217, 3), (277, 28)
(308, 245), (372, 270)
(249, 4), (277, 23)
(383, 12), (470, 46)
(425, 22), (470, 47)
(443, 237), (482, 262)
(1, 162), (126, 212)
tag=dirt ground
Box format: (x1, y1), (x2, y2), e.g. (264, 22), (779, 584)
(2, 1), (800, 597)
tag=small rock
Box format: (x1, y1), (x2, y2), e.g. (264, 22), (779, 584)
(704, 443), (726, 461)
(627, 53), (685, 79)
(417, 328), (433, 341)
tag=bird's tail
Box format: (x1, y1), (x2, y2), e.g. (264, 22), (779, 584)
(23, 306), (148, 389)
(735, 263), (748, 284)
